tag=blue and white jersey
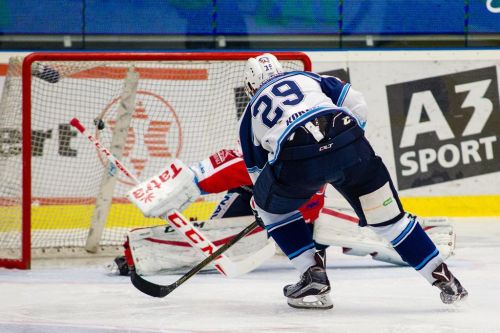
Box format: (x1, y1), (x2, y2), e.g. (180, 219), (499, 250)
(239, 71), (365, 183)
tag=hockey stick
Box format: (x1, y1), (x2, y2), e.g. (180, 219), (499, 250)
(69, 118), (273, 289)
(130, 220), (259, 297)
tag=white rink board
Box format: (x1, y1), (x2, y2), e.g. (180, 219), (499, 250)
(308, 50), (500, 198)
(1, 50), (499, 217)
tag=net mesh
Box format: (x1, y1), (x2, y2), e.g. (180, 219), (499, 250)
(0, 54), (307, 262)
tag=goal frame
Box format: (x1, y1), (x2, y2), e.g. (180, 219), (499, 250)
(0, 51), (311, 269)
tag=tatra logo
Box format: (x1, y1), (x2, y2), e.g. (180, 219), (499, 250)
(386, 67), (500, 190)
(141, 192), (155, 203)
(131, 163), (183, 203)
(96, 90), (182, 185)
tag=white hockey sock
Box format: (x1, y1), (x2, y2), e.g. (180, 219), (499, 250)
(291, 248), (317, 274)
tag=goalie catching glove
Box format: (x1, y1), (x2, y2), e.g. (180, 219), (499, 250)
(127, 159), (201, 217)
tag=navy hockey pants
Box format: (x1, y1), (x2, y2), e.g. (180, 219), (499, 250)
(253, 126), (405, 227)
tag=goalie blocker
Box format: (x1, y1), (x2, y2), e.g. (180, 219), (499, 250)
(127, 159), (201, 217)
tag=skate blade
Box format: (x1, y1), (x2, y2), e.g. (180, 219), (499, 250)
(287, 293), (333, 310)
(441, 290), (469, 304)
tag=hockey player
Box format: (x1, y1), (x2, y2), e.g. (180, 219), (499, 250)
(112, 146), (453, 276)
(113, 75), (455, 278)
(240, 53), (468, 309)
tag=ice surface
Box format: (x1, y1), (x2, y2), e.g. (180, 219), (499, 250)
(0, 220), (499, 333)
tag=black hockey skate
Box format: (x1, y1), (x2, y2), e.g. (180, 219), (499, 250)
(113, 255), (131, 276)
(283, 250), (333, 309)
(432, 263), (468, 304)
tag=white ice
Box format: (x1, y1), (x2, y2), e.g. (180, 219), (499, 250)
(0, 219), (499, 333)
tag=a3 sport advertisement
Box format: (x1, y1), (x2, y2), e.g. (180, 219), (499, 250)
(311, 51), (500, 217)
(387, 66), (500, 190)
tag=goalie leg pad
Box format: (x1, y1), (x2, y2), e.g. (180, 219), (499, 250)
(127, 218), (271, 276)
(314, 207), (455, 266)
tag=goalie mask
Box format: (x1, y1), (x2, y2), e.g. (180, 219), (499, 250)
(244, 53), (283, 98)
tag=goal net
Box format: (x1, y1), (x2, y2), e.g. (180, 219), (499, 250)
(0, 52), (311, 269)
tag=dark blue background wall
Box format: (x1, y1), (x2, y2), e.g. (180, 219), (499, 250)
(0, 0), (499, 36)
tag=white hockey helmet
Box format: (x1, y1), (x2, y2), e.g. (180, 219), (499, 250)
(244, 53), (283, 97)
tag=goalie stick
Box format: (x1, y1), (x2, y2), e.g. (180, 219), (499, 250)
(69, 118), (273, 292)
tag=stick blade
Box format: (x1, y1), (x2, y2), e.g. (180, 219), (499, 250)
(69, 118), (85, 133)
(130, 270), (174, 298)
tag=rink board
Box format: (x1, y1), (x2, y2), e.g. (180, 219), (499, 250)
(0, 50), (499, 219)
(0, 200), (217, 232)
(1, 194), (498, 236)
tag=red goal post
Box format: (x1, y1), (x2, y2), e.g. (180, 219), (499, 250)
(0, 52), (311, 269)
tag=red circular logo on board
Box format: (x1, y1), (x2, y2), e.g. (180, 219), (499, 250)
(95, 90), (182, 186)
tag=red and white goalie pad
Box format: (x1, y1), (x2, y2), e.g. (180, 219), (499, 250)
(127, 216), (273, 275)
(314, 207), (455, 265)
(127, 159), (201, 217)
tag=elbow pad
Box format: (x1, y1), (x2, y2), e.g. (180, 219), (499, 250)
(342, 88), (368, 129)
